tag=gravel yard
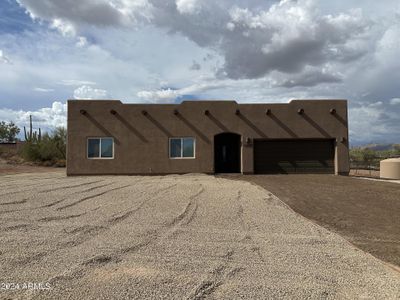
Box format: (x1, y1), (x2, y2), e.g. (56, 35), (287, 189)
(227, 174), (400, 267)
(1, 171), (399, 299)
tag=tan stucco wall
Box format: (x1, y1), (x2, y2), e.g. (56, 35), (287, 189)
(67, 99), (350, 175)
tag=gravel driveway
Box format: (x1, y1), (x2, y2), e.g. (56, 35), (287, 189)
(1, 172), (399, 299)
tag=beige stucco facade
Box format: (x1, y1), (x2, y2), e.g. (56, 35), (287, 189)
(67, 99), (350, 175)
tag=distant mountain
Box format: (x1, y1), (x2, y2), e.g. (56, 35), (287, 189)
(357, 143), (400, 151)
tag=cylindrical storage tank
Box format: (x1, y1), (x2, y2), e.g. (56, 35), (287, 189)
(380, 158), (400, 179)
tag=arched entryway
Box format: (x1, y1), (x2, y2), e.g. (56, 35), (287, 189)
(214, 132), (241, 173)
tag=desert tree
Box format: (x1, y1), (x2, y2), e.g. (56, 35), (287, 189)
(0, 121), (20, 143)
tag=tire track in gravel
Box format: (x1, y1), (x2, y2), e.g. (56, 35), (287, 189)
(38, 212), (86, 222)
(120, 184), (205, 254)
(39, 180), (105, 193)
(26, 184), (207, 293)
(0, 183), (117, 215)
(56, 184), (131, 211)
(108, 182), (178, 224)
(0, 181), (65, 196)
(167, 185), (204, 227)
(37, 182), (116, 208)
(48, 177), (150, 210)
(56, 225), (108, 249)
(0, 179), (102, 197)
(235, 190), (265, 263)
(0, 198), (28, 205)
(14, 252), (49, 266)
(8, 180), (178, 269)
(185, 186), (248, 299)
(1, 224), (29, 232)
(0, 175), (64, 188)
(187, 250), (244, 300)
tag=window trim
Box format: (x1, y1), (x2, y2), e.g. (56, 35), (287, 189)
(169, 137), (196, 159)
(87, 137), (114, 159)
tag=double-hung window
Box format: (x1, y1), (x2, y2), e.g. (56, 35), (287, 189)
(87, 137), (114, 159)
(169, 137), (195, 159)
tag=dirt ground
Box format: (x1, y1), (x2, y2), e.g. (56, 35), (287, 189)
(349, 169), (380, 178)
(0, 158), (61, 175)
(224, 174), (400, 268)
(1, 172), (399, 299)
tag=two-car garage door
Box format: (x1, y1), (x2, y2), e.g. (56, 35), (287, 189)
(254, 139), (335, 174)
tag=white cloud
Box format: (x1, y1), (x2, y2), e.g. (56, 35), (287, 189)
(137, 79), (242, 102)
(0, 50), (11, 64)
(376, 23), (400, 65)
(73, 85), (108, 99)
(137, 88), (179, 102)
(51, 18), (76, 36)
(16, 0), (153, 35)
(15, 0), (371, 79)
(390, 98), (400, 105)
(0, 102), (67, 132)
(3, 0), (400, 143)
(60, 79), (97, 86)
(349, 101), (399, 143)
(33, 87), (55, 92)
(176, 0), (201, 14)
(76, 36), (88, 47)
(222, 1), (370, 79)
(226, 22), (235, 31)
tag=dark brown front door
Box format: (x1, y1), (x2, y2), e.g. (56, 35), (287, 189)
(214, 133), (241, 173)
(254, 139), (335, 174)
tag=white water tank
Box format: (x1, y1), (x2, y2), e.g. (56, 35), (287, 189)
(380, 158), (400, 180)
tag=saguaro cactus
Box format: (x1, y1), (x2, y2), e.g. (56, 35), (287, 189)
(24, 115), (41, 143)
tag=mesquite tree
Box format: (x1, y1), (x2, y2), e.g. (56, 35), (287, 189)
(0, 121), (20, 142)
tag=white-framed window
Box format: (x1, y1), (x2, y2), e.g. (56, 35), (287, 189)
(87, 137), (114, 159)
(169, 137), (195, 159)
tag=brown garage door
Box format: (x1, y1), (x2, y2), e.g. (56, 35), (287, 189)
(254, 139), (335, 174)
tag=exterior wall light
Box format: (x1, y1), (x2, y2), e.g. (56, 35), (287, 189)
(80, 109), (87, 115)
(235, 109), (240, 115)
(297, 108), (304, 115)
(142, 110), (148, 116)
(204, 110), (210, 116)
(336, 137), (346, 143)
(330, 108), (337, 114)
(110, 109), (117, 115)
(246, 137), (252, 145)
(265, 108), (271, 115)
(173, 109), (179, 115)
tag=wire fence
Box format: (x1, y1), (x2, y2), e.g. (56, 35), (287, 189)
(350, 161), (380, 171)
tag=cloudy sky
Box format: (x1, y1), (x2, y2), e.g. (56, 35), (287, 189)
(0, 0), (399, 144)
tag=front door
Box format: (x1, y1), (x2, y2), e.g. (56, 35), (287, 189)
(214, 133), (241, 173)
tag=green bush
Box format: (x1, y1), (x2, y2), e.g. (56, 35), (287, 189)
(0, 121), (20, 142)
(20, 127), (66, 165)
(20, 142), (41, 161)
(350, 146), (400, 170)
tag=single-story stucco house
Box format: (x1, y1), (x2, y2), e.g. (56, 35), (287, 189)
(66, 99), (349, 175)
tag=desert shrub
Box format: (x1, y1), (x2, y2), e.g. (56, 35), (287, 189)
(38, 133), (62, 161)
(20, 142), (41, 161)
(20, 127), (67, 165)
(0, 121), (20, 142)
(52, 127), (67, 159)
(54, 159), (66, 167)
(349, 146), (400, 170)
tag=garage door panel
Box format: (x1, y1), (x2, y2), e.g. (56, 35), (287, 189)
(254, 140), (335, 174)
(265, 162), (296, 174)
